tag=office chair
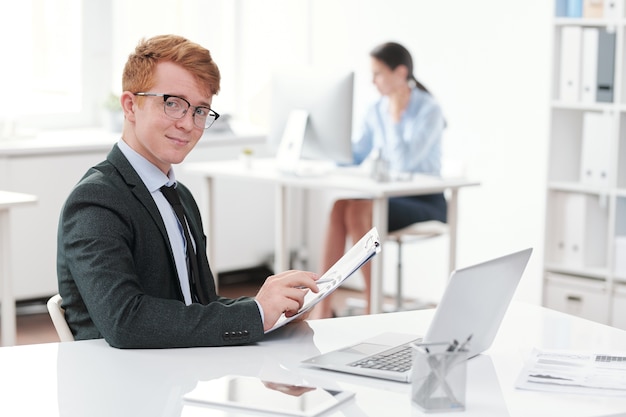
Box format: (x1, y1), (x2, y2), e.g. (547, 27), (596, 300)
(343, 155), (466, 315)
(386, 220), (448, 311)
(46, 294), (74, 342)
(342, 220), (448, 316)
(384, 154), (470, 310)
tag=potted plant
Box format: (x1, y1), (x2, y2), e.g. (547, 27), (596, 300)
(103, 92), (123, 132)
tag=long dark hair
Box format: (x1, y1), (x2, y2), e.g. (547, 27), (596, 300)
(370, 42), (429, 94)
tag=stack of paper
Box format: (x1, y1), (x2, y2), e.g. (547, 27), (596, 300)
(516, 348), (626, 396)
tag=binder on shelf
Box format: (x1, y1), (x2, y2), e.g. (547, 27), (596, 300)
(583, 0), (604, 18)
(567, 0), (584, 16)
(559, 26), (582, 103)
(556, 0), (569, 16)
(615, 237), (626, 279)
(551, 193), (607, 269)
(596, 29), (616, 103)
(581, 28), (599, 103)
(580, 112), (611, 187)
(551, 193), (585, 267)
(604, 0), (623, 19)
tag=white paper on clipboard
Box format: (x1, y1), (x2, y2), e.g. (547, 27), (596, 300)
(266, 227), (381, 333)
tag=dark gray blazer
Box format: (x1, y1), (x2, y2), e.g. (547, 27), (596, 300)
(57, 144), (264, 348)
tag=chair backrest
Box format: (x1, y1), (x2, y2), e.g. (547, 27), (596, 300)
(46, 294), (74, 342)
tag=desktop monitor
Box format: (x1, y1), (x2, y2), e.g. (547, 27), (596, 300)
(268, 68), (354, 165)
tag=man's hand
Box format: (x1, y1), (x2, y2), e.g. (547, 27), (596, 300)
(255, 270), (319, 331)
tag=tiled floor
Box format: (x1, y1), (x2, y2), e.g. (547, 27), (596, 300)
(7, 281), (385, 346)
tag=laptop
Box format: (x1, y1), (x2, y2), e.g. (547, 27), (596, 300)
(301, 248), (533, 382)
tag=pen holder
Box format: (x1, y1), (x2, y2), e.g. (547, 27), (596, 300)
(411, 343), (468, 413)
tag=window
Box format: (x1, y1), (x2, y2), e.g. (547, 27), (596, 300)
(0, 0), (89, 133)
(0, 0), (230, 137)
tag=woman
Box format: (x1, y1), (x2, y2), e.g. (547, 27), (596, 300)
(312, 41), (447, 319)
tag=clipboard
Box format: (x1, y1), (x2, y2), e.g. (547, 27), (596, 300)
(266, 227), (381, 333)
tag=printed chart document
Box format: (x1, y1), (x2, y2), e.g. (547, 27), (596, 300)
(266, 227), (381, 333)
(515, 348), (626, 396)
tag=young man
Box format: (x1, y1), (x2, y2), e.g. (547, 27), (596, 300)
(57, 35), (319, 348)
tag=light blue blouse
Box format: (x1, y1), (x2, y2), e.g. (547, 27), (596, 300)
(352, 87), (445, 176)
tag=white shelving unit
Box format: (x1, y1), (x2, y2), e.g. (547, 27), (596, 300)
(543, 0), (626, 328)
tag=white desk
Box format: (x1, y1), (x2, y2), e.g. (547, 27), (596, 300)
(185, 158), (479, 314)
(0, 190), (37, 346)
(2, 302), (626, 416)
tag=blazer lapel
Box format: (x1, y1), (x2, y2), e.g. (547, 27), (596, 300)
(106, 144), (171, 245)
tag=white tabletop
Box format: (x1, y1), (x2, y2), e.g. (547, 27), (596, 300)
(2, 302), (626, 416)
(185, 158), (480, 314)
(0, 190), (37, 208)
(185, 158), (478, 197)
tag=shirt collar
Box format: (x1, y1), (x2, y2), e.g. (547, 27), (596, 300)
(117, 138), (176, 192)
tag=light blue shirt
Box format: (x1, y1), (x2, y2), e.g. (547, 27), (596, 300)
(352, 87), (445, 176)
(117, 139), (194, 305)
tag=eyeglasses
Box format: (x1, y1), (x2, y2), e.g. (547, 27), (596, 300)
(133, 93), (220, 129)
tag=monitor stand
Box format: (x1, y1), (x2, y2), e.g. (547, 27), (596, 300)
(275, 109), (308, 174)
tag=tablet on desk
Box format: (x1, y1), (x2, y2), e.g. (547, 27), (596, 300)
(183, 375), (355, 417)
(266, 227), (381, 333)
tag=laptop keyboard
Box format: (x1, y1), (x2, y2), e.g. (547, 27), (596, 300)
(348, 343), (413, 373)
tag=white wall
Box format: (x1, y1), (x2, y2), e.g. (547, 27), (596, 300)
(228, 0), (552, 304)
(4, 1), (553, 305)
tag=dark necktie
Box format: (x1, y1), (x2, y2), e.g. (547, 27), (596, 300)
(160, 184), (208, 304)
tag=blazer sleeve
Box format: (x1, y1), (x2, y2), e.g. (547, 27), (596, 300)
(58, 167), (266, 349)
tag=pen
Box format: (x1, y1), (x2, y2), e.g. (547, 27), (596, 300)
(295, 275), (340, 289)
(314, 276), (338, 285)
(446, 339), (459, 352)
(457, 334), (472, 352)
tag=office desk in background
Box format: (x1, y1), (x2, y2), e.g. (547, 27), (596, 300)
(0, 190), (37, 346)
(1, 302), (626, 416)
(185, 158), (479, 314)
